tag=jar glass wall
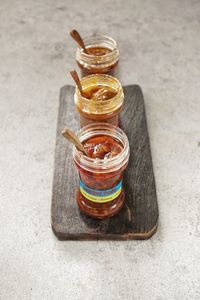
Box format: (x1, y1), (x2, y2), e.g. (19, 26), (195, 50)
(76, 35), (119, 77)
(73, 123), (130, 219)
(74, 74), (124, 128)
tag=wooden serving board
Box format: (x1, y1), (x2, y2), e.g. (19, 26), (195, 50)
(51, 85), (159, 240)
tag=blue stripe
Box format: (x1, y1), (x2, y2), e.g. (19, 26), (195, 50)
(80, 180), (122, 195)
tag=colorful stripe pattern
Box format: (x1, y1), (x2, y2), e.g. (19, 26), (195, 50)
(80, 180), (122, 203)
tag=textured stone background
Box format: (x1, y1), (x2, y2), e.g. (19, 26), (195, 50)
(0, 0), (200, 299)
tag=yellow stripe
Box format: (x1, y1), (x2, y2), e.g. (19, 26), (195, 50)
(80, 187), (122, 203)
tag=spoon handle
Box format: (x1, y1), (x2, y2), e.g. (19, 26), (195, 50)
(70, 70), (84, 96)
(70, 29), (88, 54)
(62, 128), (89, 157)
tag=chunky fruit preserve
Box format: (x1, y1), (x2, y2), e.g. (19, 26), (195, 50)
(74, 74), (124, 128)
(86, 47), (112, 56)
(83, 85), (117, 101)
(73, 123), (130, 219)
(83, 135), (123, 159)
(76, 35), (119, 77)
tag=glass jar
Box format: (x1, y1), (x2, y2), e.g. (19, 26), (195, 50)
(74, 74), (124, 128)
(73, 123), (130, 219)
(76, 35), (119, 77)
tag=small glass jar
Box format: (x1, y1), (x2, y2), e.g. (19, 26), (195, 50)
(76, 35), (119, 77)
(73, 123), (130, 219)
(74, 74), (124, 128)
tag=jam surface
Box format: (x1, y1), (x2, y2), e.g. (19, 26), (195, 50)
(83, 135), (123, 159)
(86, 46), (112, 56)
(83, 85), (117, 101)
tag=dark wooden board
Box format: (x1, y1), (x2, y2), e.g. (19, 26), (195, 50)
(51, 85), (159, 240)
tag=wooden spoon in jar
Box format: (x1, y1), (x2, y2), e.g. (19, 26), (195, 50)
(70, 29), (88, 54)
(61, 128), (89, 157)
(70, 70), (87, 98)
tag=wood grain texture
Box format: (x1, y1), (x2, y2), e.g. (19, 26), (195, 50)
(51, 85), (159, 240)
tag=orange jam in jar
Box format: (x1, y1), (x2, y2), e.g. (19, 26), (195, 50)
(74, 74), (124, 128)
(76, 35), (119, 77)
(73, 123), (130, 219)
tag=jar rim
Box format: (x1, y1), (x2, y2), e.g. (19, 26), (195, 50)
(73, 123), (130, 174)
(75, 74), (123, 105)
(78, 35), (118, 57)
(76, 35), (119, 68)
(74, 74), (124, 115)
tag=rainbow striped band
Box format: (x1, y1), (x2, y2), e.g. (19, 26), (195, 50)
(80, 180), (122, 203)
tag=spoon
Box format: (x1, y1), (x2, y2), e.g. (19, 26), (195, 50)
(61, 128), (89, 157)
(70, 70), (86, 98)
(70, 29), (88, 54)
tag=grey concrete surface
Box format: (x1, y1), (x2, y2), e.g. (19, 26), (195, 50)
(0, 0), (200, 299)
